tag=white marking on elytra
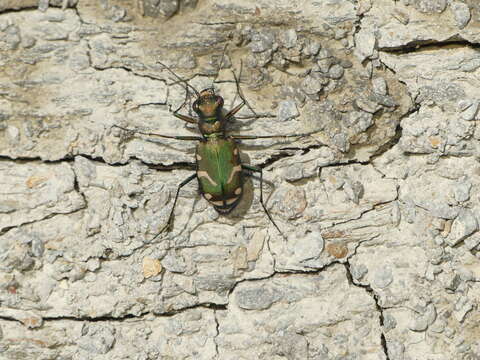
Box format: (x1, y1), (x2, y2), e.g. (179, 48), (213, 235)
(204, 193), (213, 200)
(227, 165), (242, 184)
(197, 170), (218, 186)
(211, 200), (224, 206)
(196, 154), (202, 161)
(225, 197), (238, 205)
(234, 187), (242, 195)
(233, 148), (238, 156)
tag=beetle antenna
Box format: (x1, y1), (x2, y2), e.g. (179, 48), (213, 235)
(157, 60), (200, 97)
(231, 60), (259, 118)
(211, 43), (229, 91)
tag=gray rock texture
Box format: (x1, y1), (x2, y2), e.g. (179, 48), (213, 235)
(1, 0), (480, 359)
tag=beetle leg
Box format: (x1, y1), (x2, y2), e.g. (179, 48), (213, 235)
(231, 133), (311, 140)
(227, 60), (261, 121)
(173, 111), (198, 124)
(225, 101), (245, 120)
(171, 91), (198, 124)
(113, 125), (202, 141)
(153, 173), (197, 239)
(157, 60), (200, 97)
(241, 164), (286, 240)
(157, 60), (199, 124)
(170, 90), (198, 124)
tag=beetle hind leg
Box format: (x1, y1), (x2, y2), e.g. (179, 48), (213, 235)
(241, 164), (286, 240)
(151, 173), (197, 240)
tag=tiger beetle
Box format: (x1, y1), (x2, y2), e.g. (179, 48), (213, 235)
(115, 59), (312, 239)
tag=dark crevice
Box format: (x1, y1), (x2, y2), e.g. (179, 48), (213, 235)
(344, 262), (390, 360)
(353, 1), (366, 38)
(72, 165), (88, 208)
(0, 140), (369, 177)
(257, 149), (300, 169)
(379, 37), (480, 54)
(43, 311), (149, 322)
(0, 153), (108, 166)
(372, 123), (402, 159)
(319, 157), (369, 169)
(0, 1), (78, 15)
(257, 144), (325, 169)
(73, 169), (81, 193)
(151, 302), (228, 317)
(91, 64), (167, 83)
(0, 134), (380, 184)
(370, 102), (420, 161)
(276, 260), (341, 275)
(144, 161), (196, 171)
(0, 303), (227, 324)
(0, 312), (145, 324)
(0, 154), (71, 164)
(0, 152), (195, 171)
(0, 225), (16, 236)
(213, 310), (221, 356)
(71, 0), (84, 21)
(73, 302), (226, 320)
(0, 6), (39, 15)
(369, 49), (420, 162)
(90, 153), (196, 171)
(0, 153), (119, 166)
(280, 156), (372, 185)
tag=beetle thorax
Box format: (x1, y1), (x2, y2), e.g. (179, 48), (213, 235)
(193, 89), (226, 137)
(199, 118), (224, 136)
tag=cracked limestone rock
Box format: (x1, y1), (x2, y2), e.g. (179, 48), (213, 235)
(217, 265), (384, 359)
(2, 0), (480, 359)
(0, 161), (85, 232)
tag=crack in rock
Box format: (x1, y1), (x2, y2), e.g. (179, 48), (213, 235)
(344, 261), (391, 360)
(0, 302), (227, 324)
(378, 37), (480, 54)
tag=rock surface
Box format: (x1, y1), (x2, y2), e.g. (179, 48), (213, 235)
(1, 0), (480, 359)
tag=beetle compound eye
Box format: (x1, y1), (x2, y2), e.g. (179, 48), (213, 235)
(216, 97), (224, 107)
(193, 101), (199, 112)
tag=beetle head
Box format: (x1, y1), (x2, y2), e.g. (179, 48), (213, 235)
(193, 88), (224, 118)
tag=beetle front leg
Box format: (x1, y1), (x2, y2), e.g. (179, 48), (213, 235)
(227, 61), (260, 121)
(113, 125), (202, 141)
(173, 109), (198, 124)
(231, 133), (311, 140)
(158, 60), (199, 125)
(170, 89), (198, 124)
(224, 101), (245, 120)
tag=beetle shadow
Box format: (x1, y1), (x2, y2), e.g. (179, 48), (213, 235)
(225, 115), (260, 133)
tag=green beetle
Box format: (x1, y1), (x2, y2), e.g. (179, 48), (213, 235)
(115, 65), (310, 237)
(194, 89), (244, 213)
